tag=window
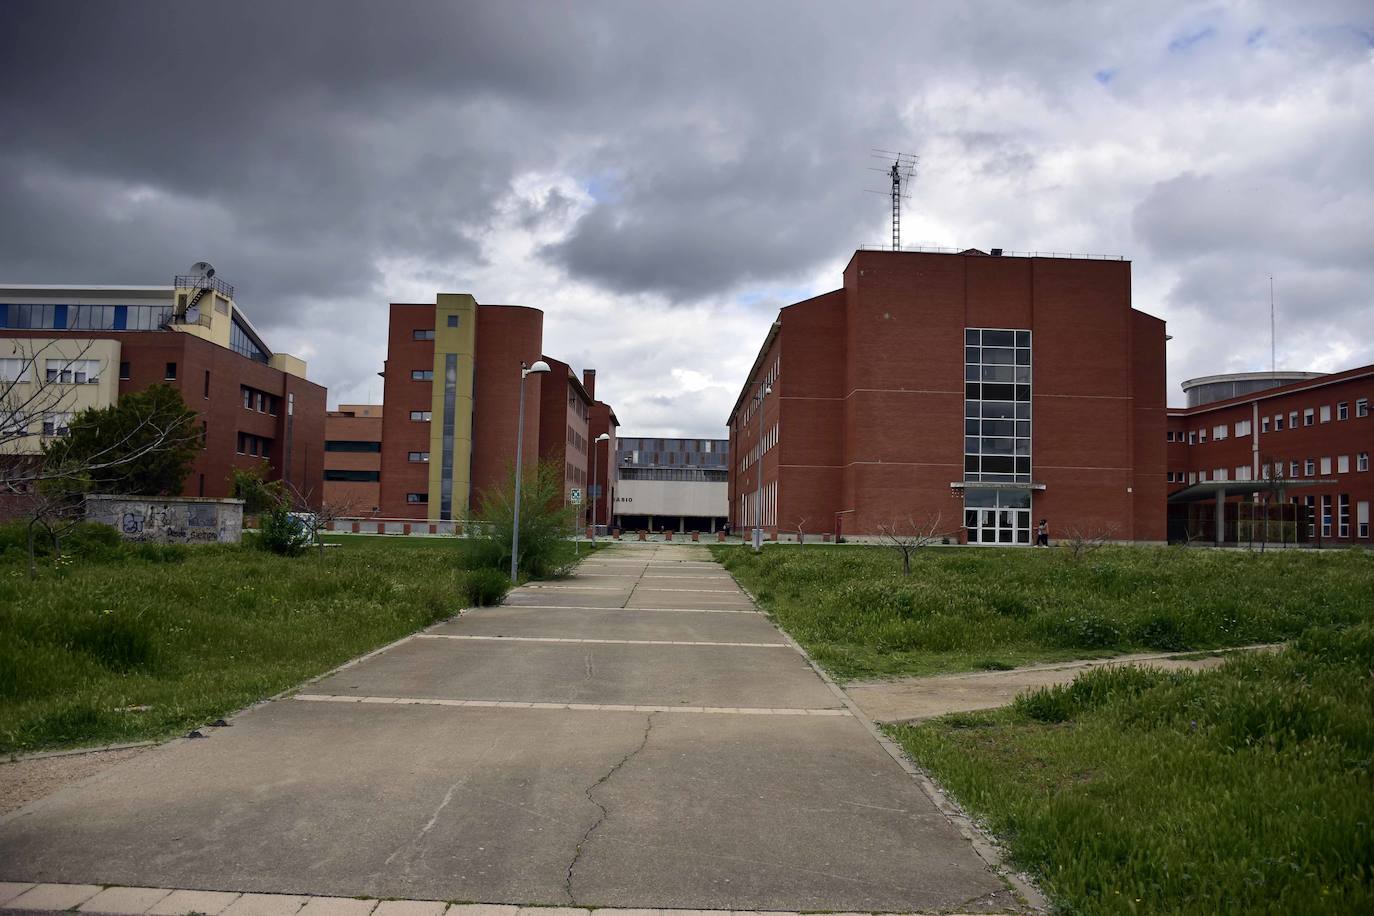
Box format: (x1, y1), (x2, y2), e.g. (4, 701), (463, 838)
(1235, 419), (1251, 437)
(119, 361), (130, 380)
(447, 315), (459, 328)
(1290, 460), (1300, 478)
(1359, 452), (1369, 472)
(1305, 458), (1315, 476)
(324, 470), (381, 482)
(963, 328), (1033, 483)
(165, 362), (177, 381)
(1214, 468), (1228, 481)
(243, 388), (251, 409)
(1290, 410), (1299, 428)
(255, 392), (265, 412)
(1199, 429), (1208, 443)
(1358, 398), (1369, 418)
(1358, 501), (1370, 539)
(1321, 495), (1333, 538)
(406, 492), (428, 504)
(1320, 405), (1331, 423)
(408, 451), (430, 462)
(45, 358), (101, 384)
(200, 420), (207, 449)
(41, 412), (72, 437)
(1235, 466), (1252, 481)
(409, 410), (431, 421)
(1213, 424), (1227, 440)
(1261, 417), (1269, 433)
(1274, 414), (1284, 431)
(0, 357), (32, 382)
(413, 329), (435, 340)
(1338, 402), (1349, 421)
(1188, 471), (1197, 484)
(1303, 408), (1314, 426)
(203, 369), (211, 399)
(1320, 457), (1332, 475)
(1337, 455), (1349, 474)
(411, 369), (433, 381)
(325, 440), (382, 452)
(1188, 430), (1197, 445)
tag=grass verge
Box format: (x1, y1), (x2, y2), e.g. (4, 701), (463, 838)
(710, 544), (1374, 680)
(0, 528), (589, 754)
(888, 624), (1374, 915)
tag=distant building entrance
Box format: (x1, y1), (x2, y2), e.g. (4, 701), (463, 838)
(964, 488), (1032, 545)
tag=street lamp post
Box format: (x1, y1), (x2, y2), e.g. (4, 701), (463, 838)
(511, 359), (551, 583)
(591, 432), (610, 543)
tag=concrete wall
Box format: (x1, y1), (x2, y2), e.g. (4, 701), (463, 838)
(617, 478), (727, 518)
(86, 494), (244, 544)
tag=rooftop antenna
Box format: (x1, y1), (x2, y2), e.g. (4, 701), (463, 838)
(867, 149), (917, 250)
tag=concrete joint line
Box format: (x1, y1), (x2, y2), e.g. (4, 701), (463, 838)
(417, 635), (790, 648)
(492, 605), (762, 615)
(722, 579), (1049, 913)
(290, 695), (849, 717)
(564, 712), (657, 903)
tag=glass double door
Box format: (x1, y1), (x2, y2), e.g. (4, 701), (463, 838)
(965, 488), (1032, 545)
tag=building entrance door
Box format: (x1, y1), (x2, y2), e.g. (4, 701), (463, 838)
(964, 488), (1031, 545)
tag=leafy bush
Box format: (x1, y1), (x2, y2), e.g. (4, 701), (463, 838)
(1014, 664), (1178, 723)
(462, 568), (511, 607)
(469, 462), (578, 580)
(0, 521), (123, 561)
(257, 507), (310, 556)
(229, 462), (286, 514)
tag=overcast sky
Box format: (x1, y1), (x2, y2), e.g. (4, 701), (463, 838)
(3, 1), (1371, 434)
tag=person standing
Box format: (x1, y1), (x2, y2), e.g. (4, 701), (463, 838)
(1036, 518), (1049, 547)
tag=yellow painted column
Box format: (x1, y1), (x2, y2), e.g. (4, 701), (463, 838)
(427, 294), (478, 521)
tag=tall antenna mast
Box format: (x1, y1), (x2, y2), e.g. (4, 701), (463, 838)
(867, 150), (918, 250)
(1269, 275), (1276, 375)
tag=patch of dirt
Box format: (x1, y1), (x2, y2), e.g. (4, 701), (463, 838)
(1, 747), (152, 816)
(847, 644), (1283, 724)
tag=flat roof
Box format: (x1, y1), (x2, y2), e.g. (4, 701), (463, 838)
(1181, 370), (1323, 390)
(1169, 363), (1374, 416)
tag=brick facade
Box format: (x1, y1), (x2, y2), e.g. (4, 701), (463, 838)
(728, 249), (1167, 543)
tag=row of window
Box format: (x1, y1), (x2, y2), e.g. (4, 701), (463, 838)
(565, 461), (586, 487)
(235, 432), (273, 458)
(324, 470), (380, 482)
(241, 385), (281, 416)
(966, 328), (1033, 484)
(0, 303), (175, 332)
(1179, 452), (1370, 485)
(620, 467), (728, 482)
(1172, 397), (1370, 443)
(624, 449), (725, 468)
(410, 410), (431, 421)
(1298, 494), (1370, 539)
(325, 440), (381, 453)
(412, 329), (436, 341)
(738, 424), (778, 472)
(568, 426), (586, 454)
(411, 368), (434, 381)
(739, 357), (780, 428)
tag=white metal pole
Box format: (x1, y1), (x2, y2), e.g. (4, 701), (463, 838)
(510, 366), (527, 583)
(591, 439), (599, 544)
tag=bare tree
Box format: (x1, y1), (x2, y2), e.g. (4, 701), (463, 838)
(1256, 455), (1291, 551)
(15, 488), (85, 579)
(282, 479), (357, 558)
(877, 512), (951, 576)
(793, 516), (809, 544)
(1062, 523), (1119, 560)
(1, 339), (198, 494)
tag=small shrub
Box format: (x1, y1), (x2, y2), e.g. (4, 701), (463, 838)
(1133, 613), (1192, 651)
(463, 568), (510, 607)
(988, 593), (1033, 619)
(258, 507), (310, 557)
(976, 658), (1016, 671)
(1039, 612), (1123, 650)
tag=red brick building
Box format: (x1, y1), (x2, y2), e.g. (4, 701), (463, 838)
(586, 373), (620, 531)
(726, 248), (1167, 544)
(1166, 366), (1373, 544)
(324, 404), (383, 516)
(1, 282), (325, 507)
(376, 294), (615, 522)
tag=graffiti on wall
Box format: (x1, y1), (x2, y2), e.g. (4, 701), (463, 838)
(88, 497), (243, 545)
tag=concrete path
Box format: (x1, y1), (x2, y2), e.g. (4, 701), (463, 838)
(846, 644), (1284, 724)
(0, 544), (1019, 914)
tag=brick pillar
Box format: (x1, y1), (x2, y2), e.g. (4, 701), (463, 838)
(351, 522), (360, 533)
(665, 530), (673, 541)
(638, 530), (647, 541)
(691, 531), (700, 542)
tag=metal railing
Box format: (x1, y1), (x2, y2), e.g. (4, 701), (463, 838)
(857, 244), (1126, 261)
(174, 275), (236, 298)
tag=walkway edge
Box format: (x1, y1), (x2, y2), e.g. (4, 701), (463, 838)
(725, 576), (1050, 915)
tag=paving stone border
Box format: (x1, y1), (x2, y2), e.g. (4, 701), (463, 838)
(0, 882), (991, 916)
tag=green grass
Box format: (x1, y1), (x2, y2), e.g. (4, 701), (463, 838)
(710, 544), (1374, 680)
(888, 624), (1374, 915)
(0, 527), (569, 754)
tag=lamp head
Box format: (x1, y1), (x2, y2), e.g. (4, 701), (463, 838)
(596, 432), (610, 442)
(525, 359), (552, 376)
